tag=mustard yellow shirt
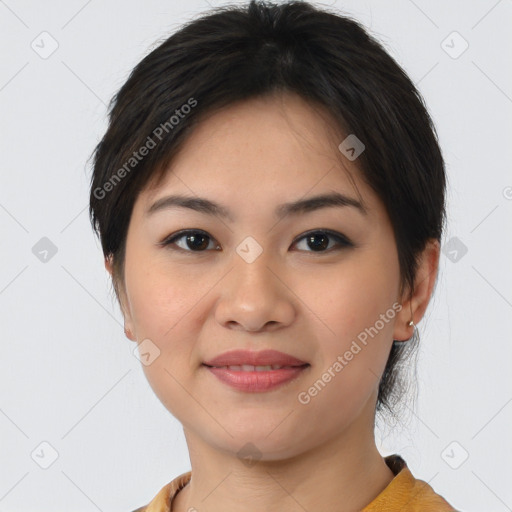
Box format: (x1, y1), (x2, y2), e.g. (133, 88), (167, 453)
(132, 454), (457, 511)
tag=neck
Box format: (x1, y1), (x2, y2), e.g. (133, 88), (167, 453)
(173, 416), (394, 512)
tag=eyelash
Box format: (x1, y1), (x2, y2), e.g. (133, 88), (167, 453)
(159, 229), (353, 254)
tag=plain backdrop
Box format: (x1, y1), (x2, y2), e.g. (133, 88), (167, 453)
(1, 1), (511, 511)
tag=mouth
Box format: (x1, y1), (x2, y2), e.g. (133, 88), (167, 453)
(202, 349), (309, 368)
(202, 363), (309, 371)
(202, 363), (310, 392)
(201, 349), (310, 392)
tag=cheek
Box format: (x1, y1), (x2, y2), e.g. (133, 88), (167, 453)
(124, 253), (220, 383)
(319, 250), (398, 335)
(304, 252), (399, 398)
(125, 248), (202, 340)
(124, 259), (205, 414)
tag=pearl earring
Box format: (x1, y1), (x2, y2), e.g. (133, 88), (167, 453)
(393, 319), (416, 344)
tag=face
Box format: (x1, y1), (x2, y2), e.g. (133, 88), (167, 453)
(116, 93), (409, 460)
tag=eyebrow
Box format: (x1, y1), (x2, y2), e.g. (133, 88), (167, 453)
(145, 191), (368, 221)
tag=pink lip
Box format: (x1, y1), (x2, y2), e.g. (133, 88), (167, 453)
(203, 349), (308, 367)
(204, 365), (309, 392)
(202, 349), (310, 393)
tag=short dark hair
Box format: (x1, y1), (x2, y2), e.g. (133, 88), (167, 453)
(89, 0), (446, 417)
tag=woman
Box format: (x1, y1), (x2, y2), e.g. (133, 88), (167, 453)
(89, 1), (457, 510)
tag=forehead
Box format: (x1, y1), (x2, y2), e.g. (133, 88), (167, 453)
(139, 93), (380, 219)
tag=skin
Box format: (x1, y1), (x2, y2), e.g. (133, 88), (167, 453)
(105, 93), (440, 512)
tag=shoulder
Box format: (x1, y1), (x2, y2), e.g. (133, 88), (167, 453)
(129, 471), (192, 512)
(362, 455), (458, 511)
(401, 470), (458, 511)
(128, 482), (172, 512)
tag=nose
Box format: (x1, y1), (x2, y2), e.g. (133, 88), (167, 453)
(214, 250), (296, 333)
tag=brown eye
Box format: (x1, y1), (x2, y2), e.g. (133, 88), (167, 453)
(292, 230), (352, 252)
(161, 230), (219, 252)
(161, 229), (352, 254)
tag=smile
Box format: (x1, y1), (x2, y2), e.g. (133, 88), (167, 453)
(203, 363), (310, 392)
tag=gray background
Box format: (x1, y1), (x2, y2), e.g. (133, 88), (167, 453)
(1, 0), (511, 511)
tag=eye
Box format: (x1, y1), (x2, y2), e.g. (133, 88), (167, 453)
(160, 229), (220, 252)
(160, 229), (352, 253)
(292, 230), (353, 253)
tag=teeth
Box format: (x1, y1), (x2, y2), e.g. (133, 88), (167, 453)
(213, 364), (293, 371)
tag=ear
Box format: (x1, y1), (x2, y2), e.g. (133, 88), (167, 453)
(393, 239), (440, 342)
(104, 254), (114, 275)
(104, 255), (137, 342)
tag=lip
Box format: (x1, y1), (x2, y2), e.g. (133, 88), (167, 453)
(204, 365), (310, 392)
(202, 349), (310, 393)
(203, 349), (308, 367)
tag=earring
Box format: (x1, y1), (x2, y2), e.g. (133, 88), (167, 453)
(393, 319), (415, 343)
